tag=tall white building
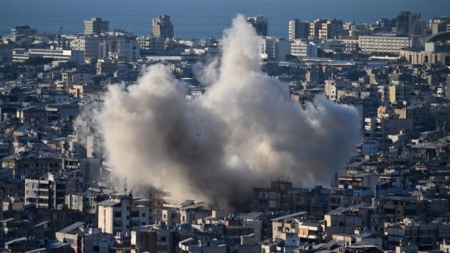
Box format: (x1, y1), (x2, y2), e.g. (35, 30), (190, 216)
(260, 37), (290, 61)
(290, 39), (318, 58)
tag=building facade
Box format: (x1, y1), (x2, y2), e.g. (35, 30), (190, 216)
(359, 35), (410, 54)
(84, 17), (109, 35)
(247, 16), (269, 36)
(289, 19), (309, 41)
(152, 15), (174, 40)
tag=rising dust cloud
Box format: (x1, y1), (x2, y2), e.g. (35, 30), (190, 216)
(79, 15), (361, 209)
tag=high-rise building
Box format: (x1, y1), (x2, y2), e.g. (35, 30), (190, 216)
(152, 15), (174, 40)
(288, 19), (309, 41)
(395, 11), (421, 35)
(247, 16), (269, 36)
(309, 19), (328, 39)
(310, 19), (344, 39)
(83, 17), (109, 35)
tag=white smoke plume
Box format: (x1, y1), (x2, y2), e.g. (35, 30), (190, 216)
(83, 15), (361, 209)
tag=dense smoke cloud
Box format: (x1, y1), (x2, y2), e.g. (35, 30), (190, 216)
(82, 15), (361, 209)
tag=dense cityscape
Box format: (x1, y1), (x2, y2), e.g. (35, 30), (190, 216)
(0, 8), (450, 253)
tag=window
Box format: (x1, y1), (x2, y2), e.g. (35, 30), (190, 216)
(142, 213), (146, 217)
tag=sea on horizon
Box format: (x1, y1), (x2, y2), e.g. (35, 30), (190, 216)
(1, 0), (449, 38)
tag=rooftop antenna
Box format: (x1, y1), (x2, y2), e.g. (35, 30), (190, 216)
(123, 176), (127, 193)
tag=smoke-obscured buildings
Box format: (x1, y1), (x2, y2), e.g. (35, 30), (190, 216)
(247, 16), (269, 36)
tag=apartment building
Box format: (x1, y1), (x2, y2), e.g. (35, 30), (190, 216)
(247, 16), (269, 36)
(84, 17), (109, 35)
(99, 39), (140, 62)
(260, 37), (291, 61)
(310, 19), (343, 39)
(359, 35), (410, 54)
(24, 173), (79, 209)
(2, 153), (62, 179)
(98, 193), (150, 235)
(152, 15), (174, 40)
(289, 19), (309, 41)
(384, 218), (450, 250)
(253, 180), (296, 213)
(292, 186), (330, 218)
(291, 40), (318, 58)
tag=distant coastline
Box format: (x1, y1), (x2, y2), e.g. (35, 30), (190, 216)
(1, 0), (449, 38)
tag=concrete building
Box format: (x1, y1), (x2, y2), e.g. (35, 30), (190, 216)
(359, 35), (410, 54)
(290, 40), (318, 58)
(309, 19), (328, 39)
(97, 193), (150, 235)
(310, 19), (343, 39)
(10, 24), (37, 36)
(399, 32), (450, 65)
(84, 17), (109, 35)
(430, 17), (450, 34)
(132, 224), (177, 253)
(12, 48), (84, 63)
(292, 186), (330, 218)
(139, 35), (165, 55)
(69, 36), (103, 62)
(319, 39), (346, 52)
(152, 15), (174, 40)
(384, 218), (447, 250)
(65, 189), (109, 227)
(99, 39), (140, 62)
(2, 153), (62, 179)
(25, 173), (79, 209)
(69, 35), (126, 62)
(55, 222), (113, 253)
(324, 80), (351, 101)
(260, 37), (290, 61)
(62, 70), (91, 88)
(30, 49), (84, 63)
(247, 16), (269, 36)
(364, 117), (413, 141)
(342, 37), (360, 52)
(388, 83), (415, 103)
(253, 180), (295, 213)
(289, 19), (309, 41)
(395, 11), (421, 36)
(324, 206), (363, 241)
